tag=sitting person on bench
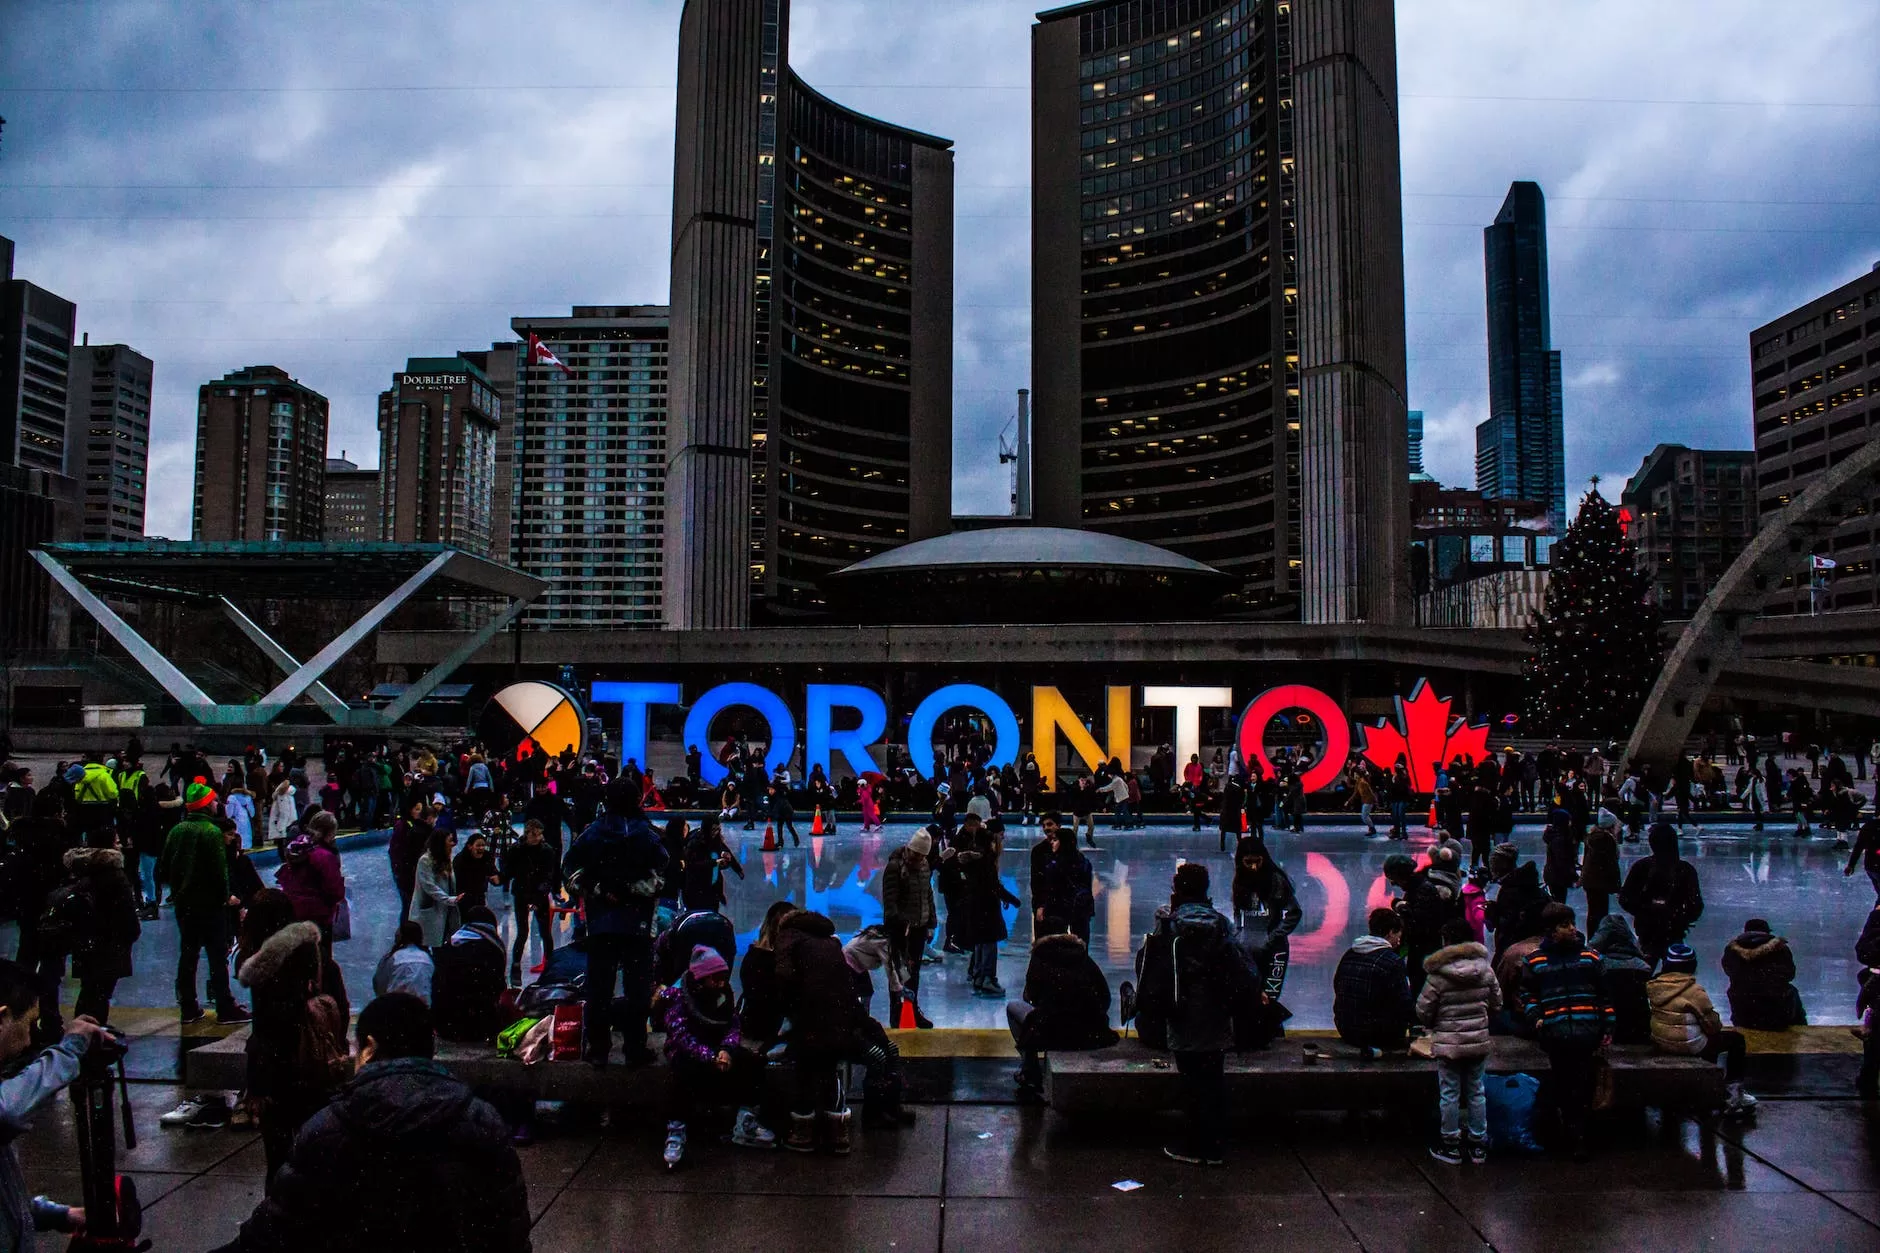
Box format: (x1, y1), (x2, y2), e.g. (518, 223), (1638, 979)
(1334, 907), (1414, 1055)
(1008, 915), (1118, 1102)
(1721, 917), (1807, 1030)
(431, 905), (508, 1043)
(656, 945), (775, 1167)
(1648, 943), (1756, 1118)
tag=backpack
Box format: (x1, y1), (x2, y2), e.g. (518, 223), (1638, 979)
(297, 966), (352, 1093)
(38, 882), (97, 955)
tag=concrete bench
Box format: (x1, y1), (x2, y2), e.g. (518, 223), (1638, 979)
(1043, 1037), (1729, 1116)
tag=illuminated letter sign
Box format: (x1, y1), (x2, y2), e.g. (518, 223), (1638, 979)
(588, 681), (681, 771)
(1140, 686), (1235, 775)
(1356, 678), (1491, 793)
(683, 683), (797, 786)
(906, 684), (1020, 778)
(1031, 686), (1132, 791)
(1236, 685), (1350, 793)
(804, 684), (888, 780)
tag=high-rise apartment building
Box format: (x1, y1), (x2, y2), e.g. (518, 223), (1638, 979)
(1407, 410), (1433, 482)
(1476, 181), (1566, 532)
(322, 455), (380, 545)
(1031, 0), (1409, 622)
(1620, 444), (1756, 617)
(192, 365), (329, 542)
(1750, 262), (1880, 614)
(511, 307), (670, 627)
(1, 235), (79, 475)
(665, 0), (956, 628)
(66, 341), (153, 542)
(376, 357), (501, 556)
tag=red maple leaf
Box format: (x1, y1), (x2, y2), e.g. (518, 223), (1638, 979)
(1359, 679), (1492, 793)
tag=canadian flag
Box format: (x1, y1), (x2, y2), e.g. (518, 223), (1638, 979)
(526, 332), (572, 378)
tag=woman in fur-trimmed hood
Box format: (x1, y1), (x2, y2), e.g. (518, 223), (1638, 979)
(61, 845), (141, 1025)
(238, 889), (350, 1183)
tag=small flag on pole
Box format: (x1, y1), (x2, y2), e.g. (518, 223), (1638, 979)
(1811, 555), (1838, 571)
(526, 332), (572, 378)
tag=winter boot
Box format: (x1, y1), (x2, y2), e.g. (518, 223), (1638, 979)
(821, 1107), (853, 1156)
(783, 1112), (817, 1154)
(1465, 1135), (1488, 1165)
(1429, 1135), (1463, 1165)
(1723, 1082), (1759, 1117)
(662, 1121), (687, 1169)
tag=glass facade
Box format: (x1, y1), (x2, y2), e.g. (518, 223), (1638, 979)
(1061, 0), (1295, 608)
(769, 79), (928, 616)
(1476, 181), (1566, 532)
(511, 311), (670, 627)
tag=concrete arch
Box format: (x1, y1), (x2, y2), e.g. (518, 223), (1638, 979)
(1626, 437), (1880, 771)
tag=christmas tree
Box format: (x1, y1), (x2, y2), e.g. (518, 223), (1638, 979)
(1522, 482), (1665, 740)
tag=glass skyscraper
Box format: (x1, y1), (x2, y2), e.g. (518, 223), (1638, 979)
(1476, 180), (1566, 532)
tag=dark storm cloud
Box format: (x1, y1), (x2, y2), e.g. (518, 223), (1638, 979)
(2, 0), (1875, 537)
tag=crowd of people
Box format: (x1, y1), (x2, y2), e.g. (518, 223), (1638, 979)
(2, 725), (1879, 1247)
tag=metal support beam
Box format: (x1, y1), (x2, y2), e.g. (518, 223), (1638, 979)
(32, 550), (217, 719)
(219, 598), (353, 723)
(380, 597), (533, 725)
(252, 551), (454, 719)
(1626, 438), (1880, 770)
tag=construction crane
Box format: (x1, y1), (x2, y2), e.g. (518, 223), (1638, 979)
(997, 389), (1032, 518)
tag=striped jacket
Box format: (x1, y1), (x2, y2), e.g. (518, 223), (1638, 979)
(1517, 938), (1614, 1048)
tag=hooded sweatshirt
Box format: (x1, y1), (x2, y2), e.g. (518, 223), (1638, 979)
(1588, 914), (1654, 1044)
(1415, 941), (1501, 1060)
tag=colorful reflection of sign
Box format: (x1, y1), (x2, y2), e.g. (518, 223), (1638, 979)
(589, 677), (1488, 794)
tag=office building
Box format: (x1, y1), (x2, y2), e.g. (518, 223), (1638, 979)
(1, 235), (79, 475)
(1031, 0), (1409, 623)
(66, 341), (153, 542)
(1619, 444), (1756, 617)
(1409, 480), (1553, 596)
(1407, 410), (1434, 482)
(511, 307), (670, 627)
(193, 366), (329, 542)
(322, 455), (380, 545)
(376, 356), (501, 556)
(665, 0), (956, 628)
(1476, 181), (1566, 532)
(1750, 262), (1880, 613)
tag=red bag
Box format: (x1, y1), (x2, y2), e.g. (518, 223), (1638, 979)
(551, 1003), (584, 1061)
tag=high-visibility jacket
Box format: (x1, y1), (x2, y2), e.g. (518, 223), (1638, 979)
(73, 762), (121, 807)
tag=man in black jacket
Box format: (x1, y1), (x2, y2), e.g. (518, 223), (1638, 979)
(1007, 917), (1116, 1099)
(217, 993), (530, 1253)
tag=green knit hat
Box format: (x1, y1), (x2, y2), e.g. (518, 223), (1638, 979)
(185, 781), (217, 812)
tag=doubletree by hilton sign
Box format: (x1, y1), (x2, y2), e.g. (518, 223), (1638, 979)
(590, 678), (1492, 793)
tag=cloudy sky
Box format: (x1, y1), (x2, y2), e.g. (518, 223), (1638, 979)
(2, 0), (1876, 539)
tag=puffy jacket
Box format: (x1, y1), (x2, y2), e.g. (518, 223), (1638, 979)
(62, 847), (141, 983)
(1020, 933), (1117, 1051)
(1334, 936), (1414, 1048)
(1145, 901), (1248, 1053)
(775, 911), (860, 1050)
(229, 1057), (530, 1253)
(1415, 941), (1501, 1060)
(563, 814), (668, 937)
(1721, 930), (1806, 1030)
(1588, 914), (1653, 1044)
(1517, 937), (1613, 1048)
(1646, 971), (1721, 1056)
(880, 846), (935, 931)
(276, 841), (345, 927)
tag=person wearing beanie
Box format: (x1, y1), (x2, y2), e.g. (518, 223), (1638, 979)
(157, 781), (250, 1025)
(880, 829), (936, 1028)
(1485, 844), (1549, 965)
(1647, 944), (1755, 1116)
(564, 775), (669, 1067)
(1721, 917), (1806, 1031)
(655, 944), (773, 1166)
(1135, 862), (1255, 1165)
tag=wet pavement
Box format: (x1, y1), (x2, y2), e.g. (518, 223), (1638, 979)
(11, 816), (1874, 1030)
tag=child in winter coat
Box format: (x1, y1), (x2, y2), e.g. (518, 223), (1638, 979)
(1416, 919), (1502, 1164)
(1647, 943), (1755, 1117)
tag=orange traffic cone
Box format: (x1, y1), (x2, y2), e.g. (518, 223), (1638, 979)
(897, 997), (918, 1029)
(761, 822), (778, 852)
(811, 806), (825, 836)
